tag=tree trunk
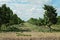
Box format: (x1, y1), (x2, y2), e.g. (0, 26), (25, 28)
(48, 25), (52, 32)
(0, 25), (1, 31)
(47, 23), (52, 32)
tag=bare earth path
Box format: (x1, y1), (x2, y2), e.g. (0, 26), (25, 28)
(0, 32), (60, 40)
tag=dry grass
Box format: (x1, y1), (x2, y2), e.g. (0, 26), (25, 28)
(0, 32), (60, 40)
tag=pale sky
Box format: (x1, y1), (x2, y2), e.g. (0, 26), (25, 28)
(0, 0), (60, 21)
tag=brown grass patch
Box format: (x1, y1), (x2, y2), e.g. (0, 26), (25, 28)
(0, 32), (60, 40)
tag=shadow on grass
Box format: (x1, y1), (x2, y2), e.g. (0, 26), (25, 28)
(0, 27), (31, 32)
(0, 29), (31, 32)
(52, 29), (60, 32)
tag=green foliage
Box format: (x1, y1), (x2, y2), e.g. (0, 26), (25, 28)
(0, 4), (13, 25)
(0, 4), (24, 31)
(57, 16), (60, 25)
(27, 18), (44, 26)
(44, 5), (57, 25)
(0, 4), (23, 25)
(43, 5), (57, 31)
(16, 33), (31, 36)
(28, 18), (38, 25)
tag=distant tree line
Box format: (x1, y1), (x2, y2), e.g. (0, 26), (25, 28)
(27, 18), (44, 26)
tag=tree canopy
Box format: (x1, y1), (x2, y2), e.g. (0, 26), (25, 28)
(0, 4), (24, 27)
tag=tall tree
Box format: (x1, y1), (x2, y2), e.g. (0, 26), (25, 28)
(0, 4), (23, 27)
(0, 4), (12, 27)
(43, 5), (57, 31)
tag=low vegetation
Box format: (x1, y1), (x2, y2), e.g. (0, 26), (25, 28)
(16, 32), (31, 36)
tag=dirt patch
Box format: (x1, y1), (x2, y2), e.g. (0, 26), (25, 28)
(0, 37), (60, 40)
(0, 32), (60, 40)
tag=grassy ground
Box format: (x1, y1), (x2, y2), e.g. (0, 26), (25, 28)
(20, 23), (60, 32)
(20, 23), (49, 32)
(1, 22), (60, 32)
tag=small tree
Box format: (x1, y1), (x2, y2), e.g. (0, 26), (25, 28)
(43, 5), (57, 31)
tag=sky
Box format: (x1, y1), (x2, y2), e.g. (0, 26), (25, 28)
(0, 0), (60, 21)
